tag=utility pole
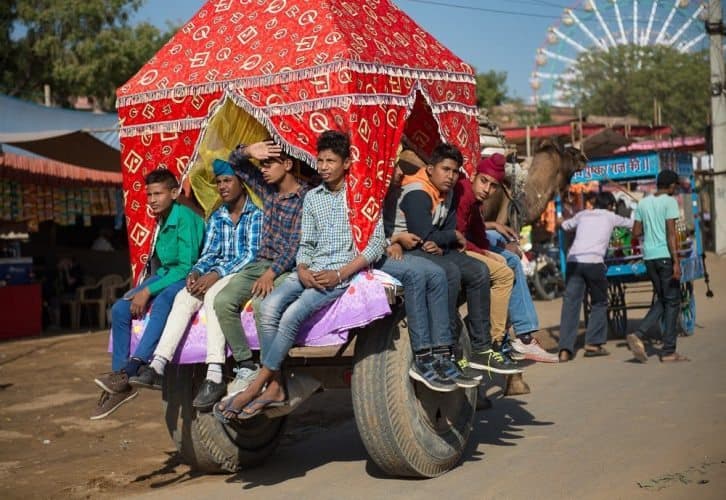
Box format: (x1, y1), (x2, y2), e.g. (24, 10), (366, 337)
(707, 0), (726, 255)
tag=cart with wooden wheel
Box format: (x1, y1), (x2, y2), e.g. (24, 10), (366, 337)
(559, 151), (704, 338)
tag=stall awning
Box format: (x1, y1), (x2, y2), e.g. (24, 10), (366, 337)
(0, 94), (119, 171)
(0, 150), (122, 185)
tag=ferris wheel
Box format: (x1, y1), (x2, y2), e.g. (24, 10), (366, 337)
(531, 0), (709, 105)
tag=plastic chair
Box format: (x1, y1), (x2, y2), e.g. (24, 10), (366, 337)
(73, 274), (125, 329)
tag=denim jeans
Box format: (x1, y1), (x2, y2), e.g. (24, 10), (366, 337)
(258, 272), (346, 371)
(377, 254), (452, 351)
(110, 276), (185, 371)
(410, 249), (491, 352)
(486, 230), (539, 335)
(636, 258), (680, 355)
(558, 262), (609, 354)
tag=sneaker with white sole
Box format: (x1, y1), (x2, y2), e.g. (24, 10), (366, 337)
(468, 349), (523, 374)
(510, 338), (559, 363)
(408, 359), (457, 392)
(90, 388), (138, 420)
(226, 363), (260, 397)
(436, 357), (480, 388)
(457, 357), (484, 381)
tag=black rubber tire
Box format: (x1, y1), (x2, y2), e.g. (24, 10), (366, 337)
(607, 281), (628, 338)
(162, 363), (286, 473)
(351, 308), (477, 478)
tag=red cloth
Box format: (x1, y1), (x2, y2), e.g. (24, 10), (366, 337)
(454, 177), (489, 254)
(117, 0), (480, 283)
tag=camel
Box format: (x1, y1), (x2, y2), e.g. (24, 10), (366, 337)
(482, 140), (588, 228)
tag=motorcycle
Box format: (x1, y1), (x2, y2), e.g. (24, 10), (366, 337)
(520, 242), (564, 301)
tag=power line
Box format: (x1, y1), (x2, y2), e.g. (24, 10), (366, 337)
(400, 0), (702, 26)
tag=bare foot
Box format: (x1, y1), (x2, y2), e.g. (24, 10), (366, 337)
(660, 352), (690, 362)
(240, 378), (287, 417)
(220, 371), (271, 419)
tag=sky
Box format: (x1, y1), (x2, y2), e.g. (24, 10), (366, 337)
(131, 0), (569, 101)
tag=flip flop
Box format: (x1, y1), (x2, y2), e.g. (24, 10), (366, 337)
(583, 346), (609, 357)
(213, 397), (242, 425)
(236, 398), (289, 421)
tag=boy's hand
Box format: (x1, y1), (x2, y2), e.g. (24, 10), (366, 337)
(672, 261), (682, 282)
(312, 270), (340, 289)
(186, 270), (200, 291)
(454, 230), (467, 250)
(188, 271), (220, 297)
(245, 141), (282, 161)
(491, 222), (519, 242)
(129, 287), (151, 318)
(298, 266), (323, 290)
(504, 242), (522, 257)
(393, 232), (421, 250)
(251, 269), (276, 298)
(386, 243), (403, 260)
(422, 241), (443, 255)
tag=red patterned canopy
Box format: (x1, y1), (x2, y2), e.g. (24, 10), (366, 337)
(117, 0), (480, 281)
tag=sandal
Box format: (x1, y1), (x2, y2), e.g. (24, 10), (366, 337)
(213, 396), (242, 425)
(583, 346), (609, 357)
(236, 398), (289, 421)
(660, 352), (690, 362)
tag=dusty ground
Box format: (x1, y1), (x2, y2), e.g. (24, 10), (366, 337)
(1, 253), (725, 499)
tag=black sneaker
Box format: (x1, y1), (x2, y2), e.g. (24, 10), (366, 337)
(457, 357), (484, 381)
(94, 370), (131, 394)
(408, 359), (457, 392)
(436, 357), (480, 388)
(129, 365), (163, 391)
(192, 379), (227, 411)
(469, 349), (523, 375)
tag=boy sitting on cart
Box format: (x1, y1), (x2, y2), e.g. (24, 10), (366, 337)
(216, 131), (386, 421)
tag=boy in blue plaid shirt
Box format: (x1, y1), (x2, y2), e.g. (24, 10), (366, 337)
(130, 160), (262, 410)
(216, 131), (385, 421)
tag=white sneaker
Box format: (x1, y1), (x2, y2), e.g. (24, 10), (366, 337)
(510, 338), (559, 363)
(226, 363), (260, 397)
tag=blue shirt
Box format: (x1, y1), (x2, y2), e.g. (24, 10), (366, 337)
(192, 197), (263, 278)
(296, 183), (385, 286)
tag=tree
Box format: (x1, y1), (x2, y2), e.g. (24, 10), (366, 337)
(475, 69), (508, 109)
(562, 44), (709, 136)
(1, 0), (175, 111)
(509, 99), (552, 126)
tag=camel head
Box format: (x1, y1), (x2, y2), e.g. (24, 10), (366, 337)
(515, 140), (587, 224)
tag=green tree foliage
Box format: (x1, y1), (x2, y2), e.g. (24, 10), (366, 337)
(475, 69), (508, 109)
(2, 0), (175, 110)
(562, 44), (709, 136)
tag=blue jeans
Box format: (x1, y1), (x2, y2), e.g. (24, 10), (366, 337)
(636, 258), (680, 355)
(258, 272), (346, 371)
(558, 262), (609, 353)
(409, 249), (491, 352)
(110, 276), (185, 371)
(486, 230), (539, 335)
(377, 254), (452, 351)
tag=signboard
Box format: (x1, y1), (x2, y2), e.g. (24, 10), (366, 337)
(572, 153), (659, 183)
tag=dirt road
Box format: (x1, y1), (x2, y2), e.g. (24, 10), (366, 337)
(2, 254), (725, 499)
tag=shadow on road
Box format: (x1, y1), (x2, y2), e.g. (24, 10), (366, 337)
(470, 398), (554, 450)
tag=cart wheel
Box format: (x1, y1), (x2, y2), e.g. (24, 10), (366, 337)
(607, 281), (627, 338)
(679, 282), (696, 336)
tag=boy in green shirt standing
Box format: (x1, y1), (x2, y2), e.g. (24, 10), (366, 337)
(91, 169), (204, 419)
(628, 169), (688, 363)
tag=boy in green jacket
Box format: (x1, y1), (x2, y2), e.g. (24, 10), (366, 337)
(91, 169), (204, 420)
